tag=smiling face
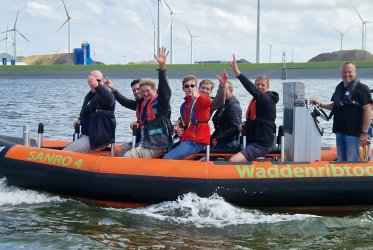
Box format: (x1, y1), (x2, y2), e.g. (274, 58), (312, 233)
(341, 62), (356, 85)
(139, 79), (157, 100)
(131, 83), (142, 100)
(199, 83), (213, 96)
(255, 78), (269, 93)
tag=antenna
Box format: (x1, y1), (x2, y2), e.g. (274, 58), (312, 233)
(56, 0), (77, 53)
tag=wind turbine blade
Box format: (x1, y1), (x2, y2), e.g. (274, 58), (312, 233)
(352, 4), (364, 22)
(61, 0), (70, 18)
(0, 30), (10, 35)
(160, 0), (171, 20)
(150, 12), (156, 29)
(343, 25), (356, 33)
(14, 10), (19, 29)
(56, 19), (69, 34)
(16, 29), (29, 42)
(163, 0), (172, 12)
(185, 24), (192, 36)
(333, 26), (342, 34)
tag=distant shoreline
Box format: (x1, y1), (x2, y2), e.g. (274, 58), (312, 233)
(1, 68), (373, 79)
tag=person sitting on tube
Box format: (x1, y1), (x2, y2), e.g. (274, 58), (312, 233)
(227, 54), (279, 162)
(163, 75), (212, 160)
(63, 70), (116, 153)
(123, 47), (173, 158)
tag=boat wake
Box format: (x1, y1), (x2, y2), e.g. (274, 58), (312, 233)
(0, 178), (65, 206)
(125, 193), (319, 228)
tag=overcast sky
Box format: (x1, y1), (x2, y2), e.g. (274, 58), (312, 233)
(1, 0), (372, 64)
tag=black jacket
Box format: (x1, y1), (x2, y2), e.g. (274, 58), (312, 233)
(113, 89), (143, 141)
(237, 74), (279, 147)
(211, 95), (242, 143)
(79, 84), (116, 150)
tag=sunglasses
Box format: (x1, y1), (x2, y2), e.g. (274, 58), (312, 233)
(183, 84), (196, 89)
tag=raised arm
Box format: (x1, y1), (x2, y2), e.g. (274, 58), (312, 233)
(155, 47), (171, 106)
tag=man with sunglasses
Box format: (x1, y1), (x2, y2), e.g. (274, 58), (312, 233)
(63, 70), (116, 153)
(163, 75), (212, 160)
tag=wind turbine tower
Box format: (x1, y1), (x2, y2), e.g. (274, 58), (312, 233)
(353, 4), (373, 51)
(185, 25), (199, 64)
(163, 0), (187, 64)
(56, 0), (76, 53)
(334, 26), (354, 51)
(0, 11), (29, 58)
(157, 0), (161, 55)
(256, 0), (261, 63)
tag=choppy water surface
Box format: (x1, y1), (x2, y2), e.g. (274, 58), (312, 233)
(1, 77), (373, 248)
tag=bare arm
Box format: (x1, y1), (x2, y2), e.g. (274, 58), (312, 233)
(309, 99), (333, 111)
(360, 104), (371, 146)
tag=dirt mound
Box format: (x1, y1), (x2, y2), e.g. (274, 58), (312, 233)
(308, 50), (373, 62)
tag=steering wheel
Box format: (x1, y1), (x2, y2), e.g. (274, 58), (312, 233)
(306, 101), (329, 121)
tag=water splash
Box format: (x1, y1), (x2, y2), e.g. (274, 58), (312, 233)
(0, 178), (65, 206)
(126, 193), (318, 228)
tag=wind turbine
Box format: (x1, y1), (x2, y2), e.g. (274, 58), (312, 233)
(0, 11), (29, 58)
(333, 25), (355, 51)
(162, 0), (187, 64)
(262, 41), (272, 63)
(56, 0), (76, 53)
(353, 4), (373, 51)
(185, 25), (199, 64)
(0, 24), (12, 54)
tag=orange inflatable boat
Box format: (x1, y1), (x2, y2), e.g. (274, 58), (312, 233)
(2, 136), (373, 211)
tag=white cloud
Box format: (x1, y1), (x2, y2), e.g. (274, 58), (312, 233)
(25, 1), (60, 20)
(85, 2), (103, 15)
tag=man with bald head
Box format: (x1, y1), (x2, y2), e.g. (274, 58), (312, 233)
(63, 70), (116, 153)
(311, 62), (372, 161)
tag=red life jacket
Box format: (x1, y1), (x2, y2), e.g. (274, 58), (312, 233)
(137, 95), (158, 128)
(246, 99), (256, 120)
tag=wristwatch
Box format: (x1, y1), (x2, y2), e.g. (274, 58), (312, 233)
(361, 130), (368, 135)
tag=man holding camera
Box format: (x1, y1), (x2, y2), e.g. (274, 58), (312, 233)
(311, 62), (372, 161)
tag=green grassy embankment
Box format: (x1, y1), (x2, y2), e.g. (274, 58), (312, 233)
(1, 61), (373, 71)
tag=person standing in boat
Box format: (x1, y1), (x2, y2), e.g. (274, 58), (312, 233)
(123, 47), (173, 158)
(211, 79), (242, 150)
(163, 75), (212, 160)
(63, 70), (116, 153)
(310, 61), (372, 162)
(106, 79), (143, 156)
(228, 54), (279, 162)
